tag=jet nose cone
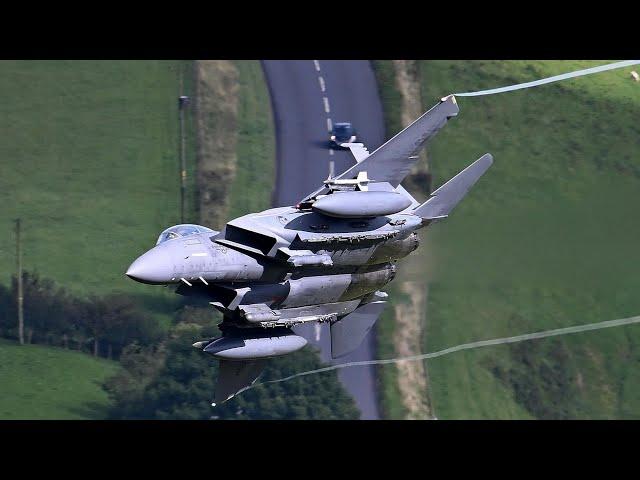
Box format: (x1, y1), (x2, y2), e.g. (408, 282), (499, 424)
(125, 247), (174, 284)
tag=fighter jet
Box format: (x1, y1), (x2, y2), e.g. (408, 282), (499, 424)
(125, 95), (493, 404)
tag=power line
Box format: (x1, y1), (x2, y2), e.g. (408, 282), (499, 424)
(15, 218), (24, 345)
(454, 60), (640, 97)
(178, 63), (190, 224)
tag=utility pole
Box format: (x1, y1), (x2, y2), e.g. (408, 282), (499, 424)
(178, 65), (190, 224)
(15, 218), (24, 345)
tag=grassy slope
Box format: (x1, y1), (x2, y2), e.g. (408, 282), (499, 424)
(0, 339), (120, 419)
(0, 61), (187, 304)
(377, 60), (640, 419)
(227, 61), (275, 221)
(181, 61), (200, 226)
(0, 61), (275, 420)
(0, 61), (193, 418)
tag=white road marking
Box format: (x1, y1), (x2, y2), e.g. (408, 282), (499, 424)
(313, 63), (335, 170)
(191, 252), (208, 257)
(314, 323), (321, 342)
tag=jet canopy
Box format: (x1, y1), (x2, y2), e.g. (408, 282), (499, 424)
(156, 224), (216, 245)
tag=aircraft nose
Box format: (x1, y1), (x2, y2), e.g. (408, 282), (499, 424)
(125, 247), (174, 284)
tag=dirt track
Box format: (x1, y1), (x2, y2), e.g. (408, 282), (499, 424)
(194, 60), (239, 227)
(390, 61), (434, 419)
(393, 281), (432, 419)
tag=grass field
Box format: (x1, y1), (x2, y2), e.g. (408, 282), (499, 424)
(0, 339), (120, 419)
(0, 61), (194, 418)
(227, 61), (275, 220)
(0, 61), (276, 419)
(0, 60), (189, 301)
(375, 60), (640, 419)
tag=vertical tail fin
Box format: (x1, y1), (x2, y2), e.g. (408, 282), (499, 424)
(413, 153), (493, 220)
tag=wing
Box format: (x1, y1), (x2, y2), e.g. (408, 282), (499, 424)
(302, 95), (459, 202)
(214, 359), (267, 405)
(330, 299), (387, 358)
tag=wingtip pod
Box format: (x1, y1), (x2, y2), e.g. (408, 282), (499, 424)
(413, 153), (493, 221)
(438, 94), (459, 118)
(440, 94), (458, 106)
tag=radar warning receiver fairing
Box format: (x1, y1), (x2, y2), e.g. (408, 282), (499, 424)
(125, 95), (493, 404)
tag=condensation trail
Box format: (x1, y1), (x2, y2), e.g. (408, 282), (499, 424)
(233, 315), (640, 399)
(225, 60), (640, 404)
(454, 60), (640, 97)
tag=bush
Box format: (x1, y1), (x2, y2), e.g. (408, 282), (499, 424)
(0, 271), (163, 359)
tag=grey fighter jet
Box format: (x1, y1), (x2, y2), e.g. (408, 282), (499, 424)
(125, 95), (493, 404)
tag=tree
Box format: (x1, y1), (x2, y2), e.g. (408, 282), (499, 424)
(78, 293), (163, 358)
(11, 272), (76, 345)
(0, 271), (165, 358)
(98, 294), (163, 358)
(0, 282), (13, 336)
(105, 323), (360, 420)
(104, 342), (167, 418)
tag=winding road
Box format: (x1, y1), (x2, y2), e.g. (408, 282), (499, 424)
(261, 60), (386, 420)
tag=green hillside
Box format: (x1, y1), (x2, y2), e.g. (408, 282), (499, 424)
(377, 60), (640, 419)
(0, 60), (189, 301)
(0, 339), (120, 419)
(0, 61), (191, 418)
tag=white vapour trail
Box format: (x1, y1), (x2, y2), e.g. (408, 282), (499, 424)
(227, 60), (640, 403)
(234, 315), (640, 398)
(454, 60), (640, 97)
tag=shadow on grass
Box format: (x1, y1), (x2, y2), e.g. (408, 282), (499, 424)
(66, 400), (112, 420)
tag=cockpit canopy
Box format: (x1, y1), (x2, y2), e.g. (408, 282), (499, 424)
(156, 224), (217, 245)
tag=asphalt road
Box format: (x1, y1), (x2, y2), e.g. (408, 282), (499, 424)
(262, 60), (386, 420)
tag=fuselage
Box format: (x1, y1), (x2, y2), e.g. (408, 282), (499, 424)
(126, 206), (423, 313)
(127, 206), (421, 284)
